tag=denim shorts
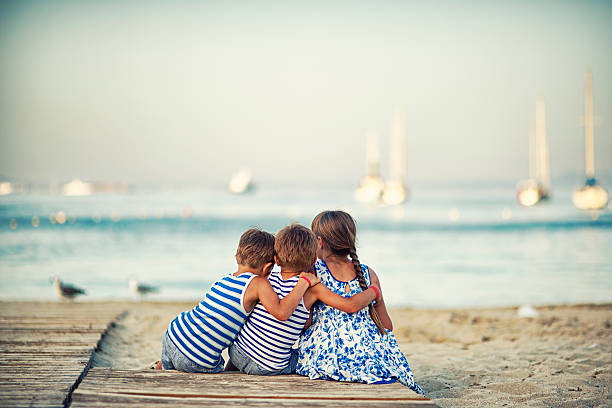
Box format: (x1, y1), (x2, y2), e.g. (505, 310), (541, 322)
(161, 331), (224, 373)
(228, 343), (298, 375)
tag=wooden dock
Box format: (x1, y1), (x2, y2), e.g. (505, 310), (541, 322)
(0, 302), (125, 407)
(72, 369), (435, 407)
(0, 302), (437, 407)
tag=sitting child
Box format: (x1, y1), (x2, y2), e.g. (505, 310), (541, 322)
(227, 223), (379, 375)
(160, 228), (319, 373)
(297, 210), (423, 394)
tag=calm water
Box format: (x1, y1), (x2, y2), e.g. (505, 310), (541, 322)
(1, 184), (611, 308)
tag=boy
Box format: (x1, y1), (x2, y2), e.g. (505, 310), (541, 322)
(160, 228), (320, 373)
(227, 224), (379, 375)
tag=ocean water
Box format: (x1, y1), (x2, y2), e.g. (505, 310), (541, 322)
(1, 184), (611, 308)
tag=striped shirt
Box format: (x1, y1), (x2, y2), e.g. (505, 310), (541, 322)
(234, 271), (309, 371)
(166, 272), (257, 368)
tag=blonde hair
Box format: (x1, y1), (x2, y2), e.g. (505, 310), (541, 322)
(275, 224), (317, 272)
(235, 228), (275, 268)
(311, 210), (386, 335)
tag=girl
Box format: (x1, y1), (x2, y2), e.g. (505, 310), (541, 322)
(296, 210), (423, 394)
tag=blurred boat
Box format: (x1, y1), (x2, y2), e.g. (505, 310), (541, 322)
(228, 168), (255, 194)
(573, 71), (608, 211)
(381, 108), (409, 205)
(62, 179), (93, 196)
(0, 181), (13, 196)
(517, 99), (551, 206)
(93, 181), (131, 194)
(355, 132), (385, 203)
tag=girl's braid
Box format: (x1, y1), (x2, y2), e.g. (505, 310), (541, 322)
(349, 249), (386, 335)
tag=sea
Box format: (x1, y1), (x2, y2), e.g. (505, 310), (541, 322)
(1, 182), (611, 308)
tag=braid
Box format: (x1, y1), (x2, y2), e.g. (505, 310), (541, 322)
(349, 250), (386, 335)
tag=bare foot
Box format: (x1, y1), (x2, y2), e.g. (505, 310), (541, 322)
(153, 361), (162, 370)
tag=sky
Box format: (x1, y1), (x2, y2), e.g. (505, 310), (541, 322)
(0, 0), (611, 188)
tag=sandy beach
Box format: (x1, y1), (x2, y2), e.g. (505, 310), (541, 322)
(84, 301), (612, 407)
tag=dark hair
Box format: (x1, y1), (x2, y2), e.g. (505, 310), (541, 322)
(275, 223), (317, 272)
(235, 228), (275, 268)
(311, 210), (386, 335)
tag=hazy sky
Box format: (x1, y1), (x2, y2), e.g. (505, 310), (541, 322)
(1, 0), (611, 187)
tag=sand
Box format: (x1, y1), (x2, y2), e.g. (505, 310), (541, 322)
(91, 302), (612, 407)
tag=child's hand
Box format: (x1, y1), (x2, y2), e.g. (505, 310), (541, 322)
(299, 272), (321, 287)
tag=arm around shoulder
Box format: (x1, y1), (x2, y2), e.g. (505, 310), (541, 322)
(306, 282), (376, 314)
(255, 276), (311, 321)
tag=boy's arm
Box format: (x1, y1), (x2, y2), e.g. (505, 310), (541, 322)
(254, 273), (320, 321)
(303, 283), (378, 314)
(369, 267), (393, 331)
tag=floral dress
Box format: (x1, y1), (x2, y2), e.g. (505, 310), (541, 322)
(296, 259), (423, 394)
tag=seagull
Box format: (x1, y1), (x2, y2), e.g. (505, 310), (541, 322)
(129, 278), (159, 299)
(51, 277), (86, 301)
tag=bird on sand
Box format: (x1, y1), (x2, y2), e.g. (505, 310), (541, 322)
(129, 278), (159, 298)
(51, 277), (86, 300)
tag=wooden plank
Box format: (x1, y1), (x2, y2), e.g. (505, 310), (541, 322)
(0, 345), (95, 353)
(72, 392), (438, 407)
(0, 332), (105, 344)
(72, 369), (434, 408)
(0, 303), (125, 408)
(0, 393), (67, 408)
(78, 369), (428, 400)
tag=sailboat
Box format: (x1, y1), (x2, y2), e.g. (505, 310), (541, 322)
(573, 71), (608, 210)
(381, 108), (409, 205)
(62, 178), (93, 196)
(354, 132), (385, 203)
(228, 168), (255, 194)
(516, 99), (551, 206)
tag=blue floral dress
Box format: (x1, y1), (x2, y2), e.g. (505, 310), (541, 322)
(296, 259), (423, 394)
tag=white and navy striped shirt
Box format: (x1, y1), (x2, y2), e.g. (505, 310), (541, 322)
(166, 272), (257, 368)
(234, 271), (309, 371)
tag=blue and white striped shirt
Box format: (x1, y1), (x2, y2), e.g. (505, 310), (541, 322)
(166, 272), (257, 368)
(234, 271), (309, 371)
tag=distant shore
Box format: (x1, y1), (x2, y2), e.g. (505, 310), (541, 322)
(1, 301), (610, 407)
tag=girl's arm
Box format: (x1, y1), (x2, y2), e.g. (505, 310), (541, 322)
(368, 267), (393, 331)
(244, 273), (320, 320)
(303, 283), (378, 313)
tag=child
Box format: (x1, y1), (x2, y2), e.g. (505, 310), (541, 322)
(227, 223), (380, 375)
(296, 210), (423, 394)
(160, 228), (320, 373)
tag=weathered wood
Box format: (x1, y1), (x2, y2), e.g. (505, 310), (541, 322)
(0, 302), (124, 408)
(0, 331), (107, 344)
(72, 392), (438, 407)
(0, 345), (96, 353)
(79, 369), (426, 399)
(0, 303), (438, 408)
(72, 368), (435, 407)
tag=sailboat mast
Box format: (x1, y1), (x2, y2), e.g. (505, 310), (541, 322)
(536, 99), (551, 191)
(389, 107), (406, 184)
(366, 132), (381, 178)
(584, 71), (595, 179)
(529, 121), (536, 180)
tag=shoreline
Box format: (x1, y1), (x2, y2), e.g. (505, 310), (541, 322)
(1, 299), (609, 309)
